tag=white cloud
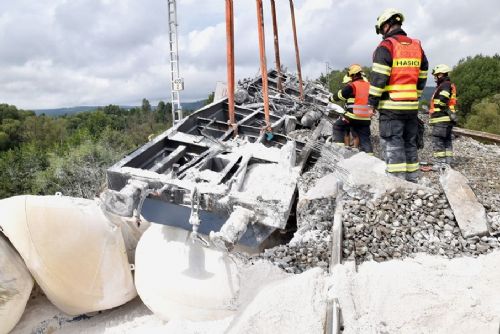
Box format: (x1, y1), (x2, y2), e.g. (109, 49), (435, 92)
(0, 0), (499, 109)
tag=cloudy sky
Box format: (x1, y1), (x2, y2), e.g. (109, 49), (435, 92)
(1, 0), (499, 110)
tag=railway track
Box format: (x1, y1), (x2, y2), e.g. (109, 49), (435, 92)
(453, 127), (500, 144)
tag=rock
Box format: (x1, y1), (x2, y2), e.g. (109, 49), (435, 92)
(425, 215), (436, 223)
(440, 168), (489, 238)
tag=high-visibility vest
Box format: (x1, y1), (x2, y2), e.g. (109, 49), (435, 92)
(430, 83), (457, 123)
(384, 37), (422, 101)
(345, 80), (373, 121)
(449, 84), (457, 114)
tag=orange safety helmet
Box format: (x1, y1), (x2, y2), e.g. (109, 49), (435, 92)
(347, 64), (363, 77)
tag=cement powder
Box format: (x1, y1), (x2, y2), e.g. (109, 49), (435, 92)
(332, 250), (500, 333)
(227, 267), (328, 334)
(12, 261), (328, 334)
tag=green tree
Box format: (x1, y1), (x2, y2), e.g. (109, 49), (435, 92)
(451, 54), (500, 118)
(102, 104), (123, 116)
(156, 101), (172, 123)
(319, 66), (372, 105)
(141, 98), (152, 113)
(464, 94), (500, 134)
(204, 92), (215, 106)
(0, 101), (171, 199)
(32, 140), (123, 199)
(0, 132), (9, 151)
(0, 144), (47, 198)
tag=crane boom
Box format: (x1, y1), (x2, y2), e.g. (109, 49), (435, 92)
(167, 0), (183, 124)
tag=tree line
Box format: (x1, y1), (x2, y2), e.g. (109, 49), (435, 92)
(0, 99), (173, 199)
(320, 54), (500, 134)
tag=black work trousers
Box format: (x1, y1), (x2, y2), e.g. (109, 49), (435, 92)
(332, 117), (373, 153)
(379, 116), (419, 182)
(431, 122), (453, 164)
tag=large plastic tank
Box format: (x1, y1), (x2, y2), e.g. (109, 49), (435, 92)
(135, 224), (242, 321)
(0, 235), (33, 334)
(0, 195), (137, 315)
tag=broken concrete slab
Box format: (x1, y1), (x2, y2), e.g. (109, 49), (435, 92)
(301, 173), (339, 201)
(440, 168), (489, 238)
(337, 152), (434, 199)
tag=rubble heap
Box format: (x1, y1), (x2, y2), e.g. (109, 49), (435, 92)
(236, 70), (331, 128)
(252, 149), (342, 274)
(372, 112), (500, 233)
(342, 188), (500, 264)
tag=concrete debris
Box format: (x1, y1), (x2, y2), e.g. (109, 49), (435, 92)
(251, 147), (344, 274)
(301, 173), (339, 201)
(440, 168), (489, 237)
(286, 129), (313, 143)
(338, 152), (435, 199)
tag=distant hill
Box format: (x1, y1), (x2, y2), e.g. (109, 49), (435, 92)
(182, 100), (206, 111)
(34, 100), (207, 117)
(35, 106), (100, 116)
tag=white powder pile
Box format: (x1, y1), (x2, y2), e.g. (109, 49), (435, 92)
(12, 261), (329, 334)
(227, 267), (328, 334)
(332, 250), (500, 333)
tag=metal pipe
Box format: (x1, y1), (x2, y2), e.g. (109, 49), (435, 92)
(225, 0), (237, 133)
(270, 0), (283, 93)
(289, 0), (304, 101)
(256, 0), (271, 129)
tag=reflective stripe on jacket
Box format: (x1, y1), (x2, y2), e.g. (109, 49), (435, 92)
(430, 81), (458, 124)
(385, 37), (422, 102)
(344, 79), (372, 121)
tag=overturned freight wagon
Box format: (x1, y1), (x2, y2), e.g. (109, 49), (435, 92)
(103, 98), (325, 252)
(102, 97), (330, 320)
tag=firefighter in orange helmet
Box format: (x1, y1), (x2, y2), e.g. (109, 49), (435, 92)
(331, 64), (373, 154)
(368, 9), (429, 182)
(429, 64), (458, 166)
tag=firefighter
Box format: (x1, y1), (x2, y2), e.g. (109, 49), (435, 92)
(331, 64), (373, 154)
(429, 64), (458, 166)
(368, 8), (428, 182)
(339, 74), (359, 148)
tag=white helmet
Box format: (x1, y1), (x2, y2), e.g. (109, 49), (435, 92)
(432, 64), (452, 75)
(375, 8), (404, 35)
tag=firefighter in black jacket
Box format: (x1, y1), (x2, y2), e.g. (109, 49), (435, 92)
(368, 8), (428, 182)
(331, 64), (373, 154)
(429, 64), (458, 166)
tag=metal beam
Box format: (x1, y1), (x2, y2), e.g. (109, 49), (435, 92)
(270, 0), (283, 92)
(289, 0), (304, 101)
(256, 0), (271, 130)
(225, 0), (237, 134)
